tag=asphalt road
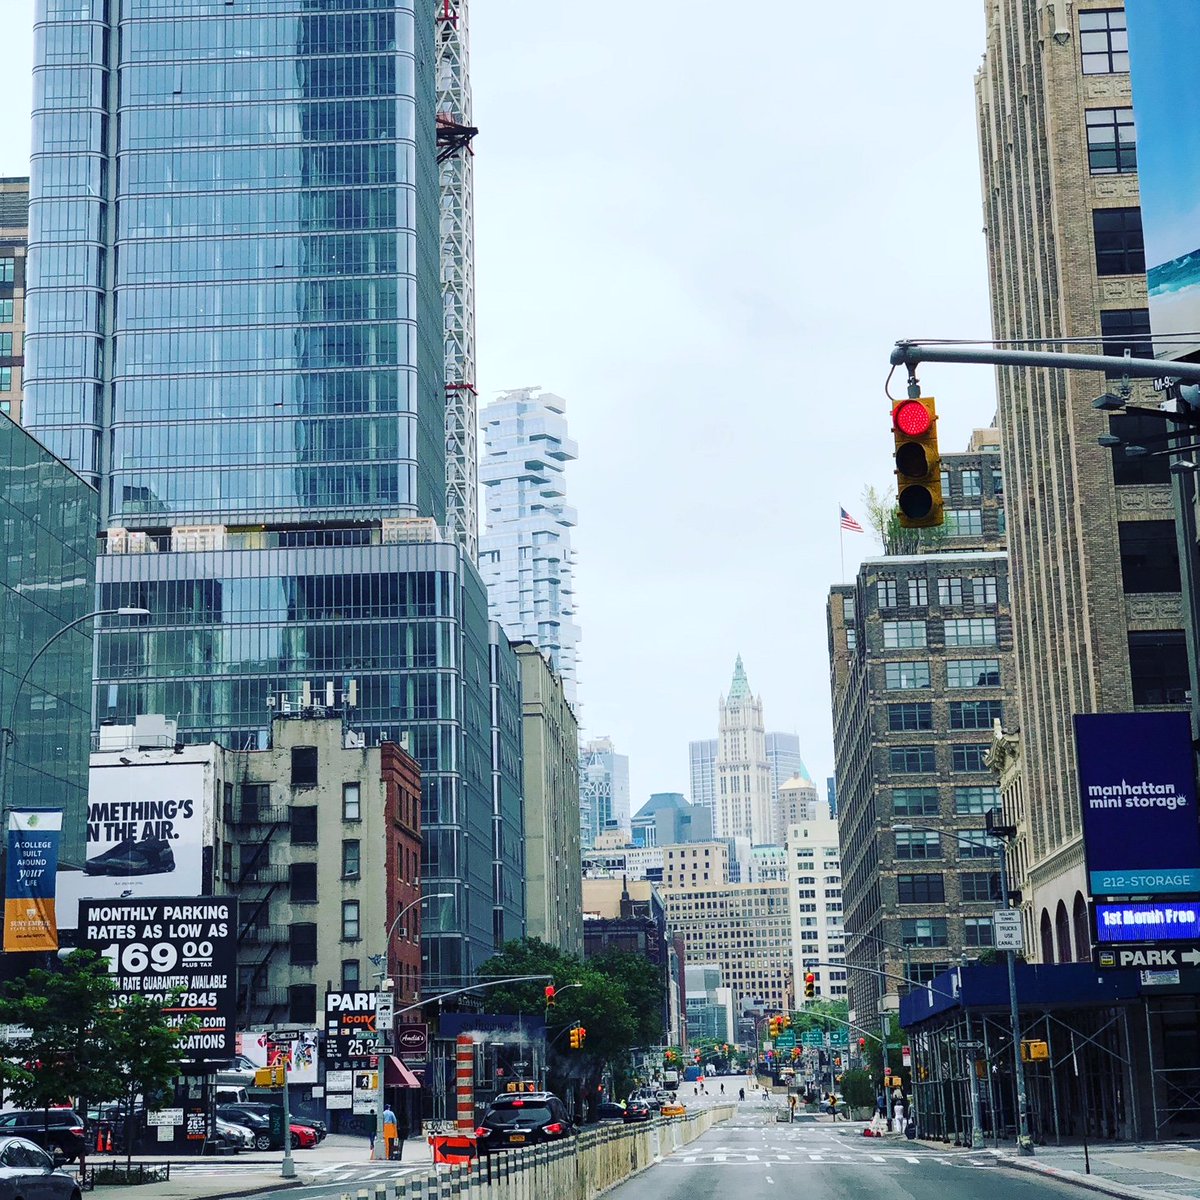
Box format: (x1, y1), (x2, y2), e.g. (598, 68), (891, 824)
(605, 1108), (1086, 1200)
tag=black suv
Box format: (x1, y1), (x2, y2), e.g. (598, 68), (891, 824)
(475, 1093), (575, 1152)
(0, 1110), (86, 1162)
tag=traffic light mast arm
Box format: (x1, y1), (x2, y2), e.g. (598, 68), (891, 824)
(890, 340), (1200, 391)
(802, 959), (959, 1003)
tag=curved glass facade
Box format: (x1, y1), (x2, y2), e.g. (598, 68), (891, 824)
(26, 0), (444, 528)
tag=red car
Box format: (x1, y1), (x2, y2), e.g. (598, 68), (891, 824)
(287, 1123), (318, 1150)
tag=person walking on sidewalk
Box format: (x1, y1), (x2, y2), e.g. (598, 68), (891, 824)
(383, 1105), (398, 1160)
(788, 1094), (798, 1123)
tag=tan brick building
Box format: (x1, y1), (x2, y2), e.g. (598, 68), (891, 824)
(976, 0), (1187, 959)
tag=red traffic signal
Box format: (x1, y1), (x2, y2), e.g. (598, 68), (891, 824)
(891, 396), (943, 528)
(804, 973), (816, 1000)
(858, 1038), (866, 1050)
(544, 985), (556, 1006)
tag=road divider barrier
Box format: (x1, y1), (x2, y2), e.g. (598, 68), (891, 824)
(340, 1104), (735, 1200)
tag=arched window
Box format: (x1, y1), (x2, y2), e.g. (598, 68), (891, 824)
(1073, 892), (1091, 961)
(1056, 899), (1073, 963)
(1040, 908), (1055, 963)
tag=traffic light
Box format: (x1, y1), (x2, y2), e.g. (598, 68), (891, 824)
(254, 1065), (286, 1088)
(569, 1025), (586, 1050)
(892, 395), (943, 528)
(804, 973), (815, 999)
(782, 1015), (792, 1030)
(858, 1038), (866, 1050)
(578, 1026), (587, 1049)
(544, 985), (556, 1007)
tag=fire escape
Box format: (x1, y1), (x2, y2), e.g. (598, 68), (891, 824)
(438, 0), (480, 560)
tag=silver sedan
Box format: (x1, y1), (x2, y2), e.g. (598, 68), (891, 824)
(0, 1136), (80, 1199)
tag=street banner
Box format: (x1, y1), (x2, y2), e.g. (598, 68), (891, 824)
(1127, 3), (1200, 358)
(3, 810), (63, 951)
(1076, 712), (1200, 895)
(80, 895), (238, 1059)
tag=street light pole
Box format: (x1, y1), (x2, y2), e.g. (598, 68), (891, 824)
(372, 892), (453, 1162)
(0, 607), (149, 831)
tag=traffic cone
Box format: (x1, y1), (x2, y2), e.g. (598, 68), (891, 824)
(105, 1128), (113, 1153)
(95, 1125), (104, 1154)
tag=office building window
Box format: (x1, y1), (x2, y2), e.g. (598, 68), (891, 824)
(972, 577), (998, 605)
(885, 661), (931, 690)
(1108, 412), (1171, 485)
(952, 744), (991, 773)
(290, 806), (317, 845)
(1087, 107), (1136, 174)
(842, 596), (855, 621)
(0, 300), (13, 324)
(954, 785), (1001, 815)
(342, 900), (361, 941)
(901, 917), (949, 948)
(895, 831), (942, 861)
(289, 985), (317, 1024)
(291, 746), (318, 787)
(342, 839), (361, 878)
(1119, 521), (1181, 593)
(883, 620), (927, 648)
(944, 509), (983, 538)
(1080, 9), (1129, 74)
(908, 577), (928, 606)
(893, 787), (940, 817)
(909, 961), (951, 985)
(950, 700), (1004, 730)
(888, 702), (933, 732)
(964, 917), (995, 948)
(961, 470), (982, 497)
(0, 258), (13, 283)
(945, 618), (998, 646)
(1093, 208), (1145, 276)
(889, 746), (936, 774)
(938, 577), (964, 606)
(846, 627), (857, 651)
(877, 579), (898, 608)
(961, 872), (1001, 903)
(957, 833), (996, 859)
(1101, 308), (1152, 377)
(341, 960), (360, 990)
(343, 782), (361, 821)
(1129, 630), (1189, 705)
(897, 873), (946, 904)
(946, 659), (1001, 688)
(992, 469), (1004, 495)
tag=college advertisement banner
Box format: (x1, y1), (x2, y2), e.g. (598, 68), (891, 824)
(80, 896), (238, 1059)
(1127, 3), (1200, 358)
(1075, 712), (1200, 895)
(56, 761), (209, 929)
(3, 810), (63, 952)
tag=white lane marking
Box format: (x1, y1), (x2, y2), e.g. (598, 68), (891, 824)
(765, 1177), (774, 1185)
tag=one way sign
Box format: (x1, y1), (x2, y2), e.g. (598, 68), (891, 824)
(1095, 946), (1200, 969)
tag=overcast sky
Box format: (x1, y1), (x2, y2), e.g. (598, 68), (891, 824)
(0, 2), (998, 810)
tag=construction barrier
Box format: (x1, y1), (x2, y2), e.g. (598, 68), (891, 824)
(340, 1104), (735, 1200)
(431, 1134), (477, 1165)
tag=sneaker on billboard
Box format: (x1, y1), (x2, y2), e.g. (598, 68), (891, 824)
(84, 836), (176, 876)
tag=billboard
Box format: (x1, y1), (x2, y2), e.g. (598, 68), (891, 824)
(1076, 712), (1200, 895)
(239, 1028), (320, 1085)
(80, 895), (238, 1059)
(57, 761), (211, 929)
(1127, 3), (1200, 358)
(1094, 900), (1200, 943)
(3, 810), (64, 952)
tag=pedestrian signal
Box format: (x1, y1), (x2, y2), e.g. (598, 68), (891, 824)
(892, 396), (943, 528)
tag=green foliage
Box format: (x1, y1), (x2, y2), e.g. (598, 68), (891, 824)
(861, 484), (949, 556)
(586, 947), (664, 1048)
(840, 1069), (875, 1109)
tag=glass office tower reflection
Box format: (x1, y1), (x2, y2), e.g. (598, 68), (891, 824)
(25, 1), (500, 984)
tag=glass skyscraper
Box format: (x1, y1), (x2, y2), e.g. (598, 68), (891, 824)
(25, 0), (505, 985)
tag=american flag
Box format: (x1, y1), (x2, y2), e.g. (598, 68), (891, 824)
(840, 507), (864, 533)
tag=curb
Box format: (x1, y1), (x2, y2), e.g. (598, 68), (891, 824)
(992, 1152), (1167, 1200)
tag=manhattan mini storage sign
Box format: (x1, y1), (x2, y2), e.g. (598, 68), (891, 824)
(1076, 712), (1200, 895)
(80, 896), (237, 1059)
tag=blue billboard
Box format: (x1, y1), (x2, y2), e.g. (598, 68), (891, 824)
(1075, 712), (1200, 895)
(1127, 3), (1200, 358)
(1094, 901), (1200, 943)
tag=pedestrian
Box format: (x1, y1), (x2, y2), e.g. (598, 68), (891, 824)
(738, 1088), (746, 1102)
(720, 1083), (725, 1095)
(788, 1094), (798, 1123)
(892, 1088), (905, 1134)
(876, 1090), (887, 1118)
(383, 1104), (398, 1160)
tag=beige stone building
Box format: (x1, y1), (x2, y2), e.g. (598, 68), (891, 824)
(514, 641), (582, 956)
(661, 842), (730, 890)
(976, 1), (1186, 960)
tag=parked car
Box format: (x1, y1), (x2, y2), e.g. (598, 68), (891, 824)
(0, 1136), (80, 1199)
(215, 1117), (254, 1151)
(216, 1054), (260, 1087)
(0, 1111), (86, 1163)
(216, 1105), (274, 1151)
(474, 1093), (576, 1152)
(287, 1123), (318, 1150)
(594, 1102), (626, 1122)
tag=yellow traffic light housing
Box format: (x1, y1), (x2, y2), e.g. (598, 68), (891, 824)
(892, 396), (943, 528)
(254, 1065), (286, 1088)
(804, 973), (815, 1000)
(782, 1015), (792, 1029)
(569, 1027), (580, 1050)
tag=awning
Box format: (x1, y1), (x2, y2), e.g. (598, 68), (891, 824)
(385, 1055), (423, 1088)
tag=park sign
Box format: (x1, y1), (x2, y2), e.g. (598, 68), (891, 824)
(1075, 712), (1200, 895)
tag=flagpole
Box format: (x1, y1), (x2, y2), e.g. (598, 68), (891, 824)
(840, 513), (845, 583)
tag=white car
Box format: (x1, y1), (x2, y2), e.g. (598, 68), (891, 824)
(215, 1117), (254, 1151)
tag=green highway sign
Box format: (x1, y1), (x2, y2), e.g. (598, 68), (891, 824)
(776, 1030), (796, 1050)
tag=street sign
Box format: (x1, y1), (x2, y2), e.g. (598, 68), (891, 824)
(800, 1031), (823, 1048)
(993, 909), (1023, 951)
(1094, 944), (1200, 969)
(1141, 969), (1182, 987)
(776, 1030), (796, 1050)
(376, 992), (395, 1031)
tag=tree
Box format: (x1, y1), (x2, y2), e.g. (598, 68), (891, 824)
(840, 1068), (875, 1110)
(861, 484), (949, 556)
(110, 994), (194, 1168)
(586, 948), (665, 1048)
(0, 951), (124, 1127)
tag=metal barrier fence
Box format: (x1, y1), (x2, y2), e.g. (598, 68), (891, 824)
(340, 1105), (735, 1200)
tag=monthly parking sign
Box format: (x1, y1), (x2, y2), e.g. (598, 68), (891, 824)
(80, 896), (238, 1059)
